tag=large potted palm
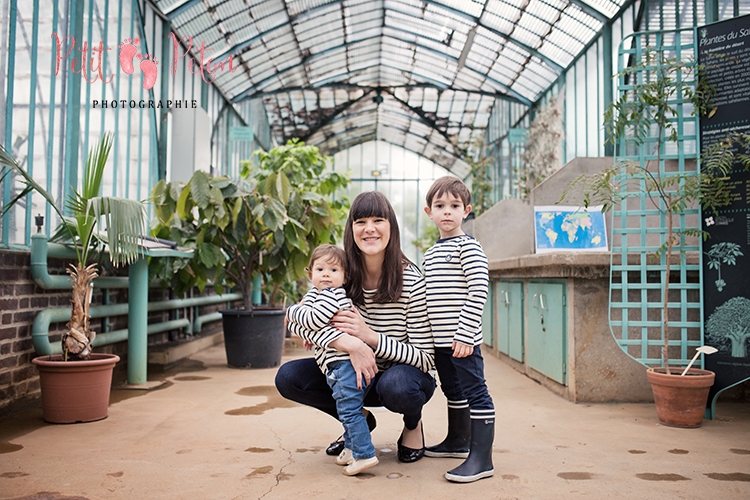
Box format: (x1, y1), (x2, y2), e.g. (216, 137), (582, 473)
(565, 50), (748, 427)
(0, 133), (146, 423)
(151, 139), (349, 368)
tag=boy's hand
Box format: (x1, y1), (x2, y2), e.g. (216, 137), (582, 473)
(452, 341), (474, 358)
(303, 341), (313, 351)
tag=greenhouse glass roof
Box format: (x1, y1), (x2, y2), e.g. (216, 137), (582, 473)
(153, 0), (627, 175)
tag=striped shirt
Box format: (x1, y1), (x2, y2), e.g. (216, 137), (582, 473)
(287, 287), (351, 332)
(286, 264), (435, 374)
(286, 287), (352, 373)
(423, 234), (489, 348)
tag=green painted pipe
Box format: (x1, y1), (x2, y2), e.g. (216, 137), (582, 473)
(194, 312), (222, 333)
(30, 233), (241, 372)
(31, 234), (130, 289)
(32, 293), (241, 355)
(89, 319), (191, 352)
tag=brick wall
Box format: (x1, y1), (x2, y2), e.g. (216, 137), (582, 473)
(0, 248), (228, 415)
(1, 248), (66, 411)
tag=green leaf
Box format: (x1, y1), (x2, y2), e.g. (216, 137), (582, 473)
(276, 170), (291, 204)
(231, 197), (243, 224)
(284, 223), (300, 249)
(176, 182), (192, 219)
(190, 171), (211, 209)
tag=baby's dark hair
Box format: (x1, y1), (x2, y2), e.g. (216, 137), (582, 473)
(425, 176), (471, 207)
(307, 244), (347, 274)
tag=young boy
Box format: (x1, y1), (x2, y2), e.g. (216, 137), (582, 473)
(285, 244), (379, 476)
(422, 176), (494, 483)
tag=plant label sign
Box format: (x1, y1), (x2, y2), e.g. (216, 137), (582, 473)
(698, 13), (750, 408)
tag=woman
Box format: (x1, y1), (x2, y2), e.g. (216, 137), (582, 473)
(275, 191), (436, 462)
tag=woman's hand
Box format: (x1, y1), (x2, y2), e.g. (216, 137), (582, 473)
(331, 308), (379, 349)
(330, 334), (378, 389)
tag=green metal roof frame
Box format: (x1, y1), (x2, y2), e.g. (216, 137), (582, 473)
(152, 0), (627, 172)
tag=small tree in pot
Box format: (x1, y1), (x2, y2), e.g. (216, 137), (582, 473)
(0, 133), (146, 422)
(151, 139), (349, 367)
(564, 49), (749, 427)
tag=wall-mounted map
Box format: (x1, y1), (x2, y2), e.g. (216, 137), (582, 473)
(533, 205), (608, 253)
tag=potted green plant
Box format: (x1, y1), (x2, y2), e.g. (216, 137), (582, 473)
(564, 50), (748, 427)
(151, 139), (349, 368)
(0, 133), (146, 423)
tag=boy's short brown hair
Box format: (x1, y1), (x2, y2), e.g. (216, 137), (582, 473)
(425, 175), (472, 207)
(307, 244), (347, 275)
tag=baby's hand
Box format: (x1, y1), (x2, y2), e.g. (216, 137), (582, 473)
(452, 341), (474, 358)
(303, 341), (313, 351)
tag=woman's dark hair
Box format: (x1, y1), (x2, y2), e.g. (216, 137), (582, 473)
(344, 191), (410, 306)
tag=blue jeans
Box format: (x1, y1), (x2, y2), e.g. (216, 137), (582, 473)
(325, 361), (375, 459)
(275, 358), (436, 430)
(434, 346), (494, 413)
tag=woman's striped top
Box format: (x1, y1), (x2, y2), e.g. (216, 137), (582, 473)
(423, 234), (489, 348)
(286, 264), (435, 374)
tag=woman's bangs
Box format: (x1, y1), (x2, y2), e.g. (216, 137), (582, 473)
(350, 192), (391, 221)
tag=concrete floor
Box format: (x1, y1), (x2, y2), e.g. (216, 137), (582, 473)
(1, 341), (749, 500)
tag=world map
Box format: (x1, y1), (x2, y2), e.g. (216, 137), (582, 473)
(534, 206), (608, 253)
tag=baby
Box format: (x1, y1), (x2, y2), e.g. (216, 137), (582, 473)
(285, 244), (379, 476)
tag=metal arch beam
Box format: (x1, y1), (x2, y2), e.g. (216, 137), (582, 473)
(297, 89), (377, 142)
(347, 123), (463, 167)
(231, 36), (531, 105)
(165, 0), (563, 84)
(164, 0), (202, 19)
(313, 124), (463, 171)
(298, 102), (462, 146)
(258, 74), (506, 152)
(309, 61), (451, 95)
(198, 0), (356, 61)
(297, 104), (465, 160)
(166, 1), (547, 104)
(419, 0), (564, 71)
(247, 84), (516, 101)
(331, 61), (532, 107)
(266, 93), (487, 166)
(567, 0), (610, 23)
(383, 90), (457, 147)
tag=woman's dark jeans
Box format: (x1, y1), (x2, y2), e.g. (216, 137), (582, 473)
(275, 357), (436, 430)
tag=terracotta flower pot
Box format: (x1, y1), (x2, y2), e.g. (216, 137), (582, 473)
(32, 353), (120, 424)
(646, 367), (715, 428)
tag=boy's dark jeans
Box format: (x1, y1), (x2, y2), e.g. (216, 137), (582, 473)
(434, 346), (494, 413)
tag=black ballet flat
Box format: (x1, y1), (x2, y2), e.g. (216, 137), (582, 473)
(326, 435), (345, 456)
(326, 410), (377, 456)
(397, 423), (425, 463)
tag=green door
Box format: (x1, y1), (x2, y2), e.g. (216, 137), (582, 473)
(497, 281), (524, 362)
(527, 281), (566, 385)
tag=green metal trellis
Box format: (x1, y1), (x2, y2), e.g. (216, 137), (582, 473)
(608, 28), (705, 368)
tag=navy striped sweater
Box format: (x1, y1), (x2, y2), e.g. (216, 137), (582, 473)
(423, 234), (489, 348)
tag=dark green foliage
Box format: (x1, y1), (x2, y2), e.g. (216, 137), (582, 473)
(151, 139), (350, 310)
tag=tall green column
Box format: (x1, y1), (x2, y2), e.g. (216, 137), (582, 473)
(127, 257), (149, 384)
(603, 23), (614, 157)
